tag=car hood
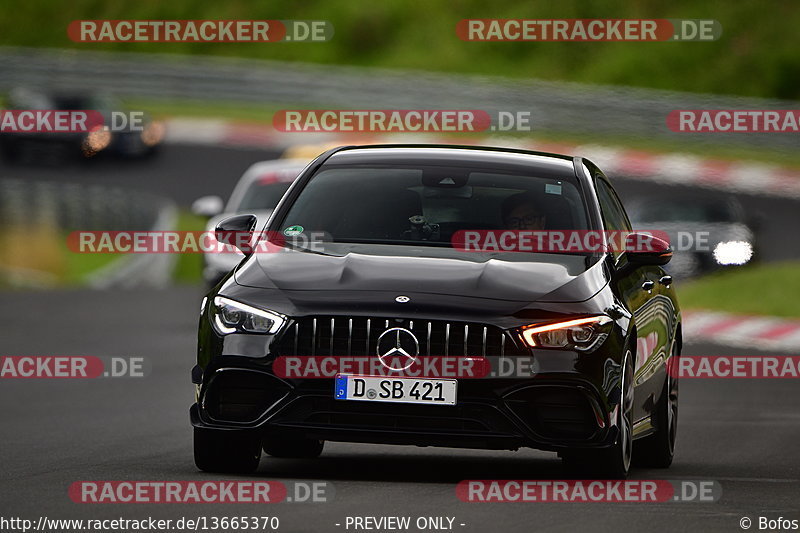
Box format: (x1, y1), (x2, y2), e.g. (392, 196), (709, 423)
(234, 243), (606, 305)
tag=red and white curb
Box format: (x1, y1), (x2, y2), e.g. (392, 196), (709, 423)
(682, 310), (800, 351)
(163, 118), (800, 199)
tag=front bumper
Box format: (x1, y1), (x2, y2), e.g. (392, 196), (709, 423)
(190, 362), (620, 452)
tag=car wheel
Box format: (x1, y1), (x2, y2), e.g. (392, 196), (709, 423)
(263, 437), (324, 459)
(562, 348), (634, 479)
(193, 427), (261, 474)
(634, 343), (679, 468)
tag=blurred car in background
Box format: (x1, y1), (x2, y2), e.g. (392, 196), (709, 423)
(627, 195), (757, 278)
(0, 88), (164, 162)
(192, 158), (307, 286)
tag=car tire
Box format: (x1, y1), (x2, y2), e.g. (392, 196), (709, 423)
(263, 437), (324, 459)
(193, 427), (261, 474)
(634, 343), (679, 468)
(562, 348), (634, 479)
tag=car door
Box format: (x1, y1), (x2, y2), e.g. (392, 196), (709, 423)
(593, 174), (670, 425)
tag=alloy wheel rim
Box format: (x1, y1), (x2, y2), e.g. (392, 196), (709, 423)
(620, 349), (634, 471)
(666, 347), (679, 454)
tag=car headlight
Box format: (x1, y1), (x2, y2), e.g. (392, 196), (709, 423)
(83, 125), (112, 154)
(520, 316), (612, 351)
(713, 241), (753, 265)
(141, 121), (165, 146)
(211, 296), (286, 335)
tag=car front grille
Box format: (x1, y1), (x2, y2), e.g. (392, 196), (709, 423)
(274, 316), (528, 358)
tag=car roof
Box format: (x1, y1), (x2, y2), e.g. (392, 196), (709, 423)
(325, 144), (577, 171)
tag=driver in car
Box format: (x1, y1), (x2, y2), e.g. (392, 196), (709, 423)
(502, 192), (547, 230)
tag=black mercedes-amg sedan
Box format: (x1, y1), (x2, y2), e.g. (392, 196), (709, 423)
(191, 145), (681, 479)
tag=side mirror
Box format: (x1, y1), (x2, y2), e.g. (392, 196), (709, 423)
(191, 195), (224, 217)
(215, 214), (257, 255)
(624, 232), (672, 266)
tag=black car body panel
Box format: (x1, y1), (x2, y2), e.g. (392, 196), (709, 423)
(192, 145), (681, 461)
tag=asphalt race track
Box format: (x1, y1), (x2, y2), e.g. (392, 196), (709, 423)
(1, 145), (799, 532)
(1, 287), (799, 532)
(0, 144), (284, 207)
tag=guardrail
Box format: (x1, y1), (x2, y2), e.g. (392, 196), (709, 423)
(0, 179), (166, 231)
(0, 178), (176, 288)
(0, 46), (797, 151)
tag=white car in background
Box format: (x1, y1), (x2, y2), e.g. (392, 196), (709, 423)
(192, 159), (308, 286)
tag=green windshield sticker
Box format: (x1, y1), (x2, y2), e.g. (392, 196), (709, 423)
(283, 225), (304, 236)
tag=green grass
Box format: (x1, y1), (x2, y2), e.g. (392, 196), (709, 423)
(62, 247), (120, 284)
(0, 225), (121, 287)
(678, 262), (800, 318)
(2, 0), (800, 99)
(129, 98), (285, 124)
(0, 210), (208, 288)
(67, 210), (210, 286)
(64, 211), (208, 285)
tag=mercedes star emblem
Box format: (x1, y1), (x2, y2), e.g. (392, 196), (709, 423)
(376, 327), (419, 370)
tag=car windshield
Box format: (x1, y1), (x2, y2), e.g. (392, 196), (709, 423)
(237, 181), (293, 211)
(275, 164), (590, 251)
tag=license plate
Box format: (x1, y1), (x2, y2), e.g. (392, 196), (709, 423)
(334, 374), (457, 406)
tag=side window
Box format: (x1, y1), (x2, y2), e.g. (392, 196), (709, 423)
(596, 179), (631, 232)
(596, 178), (632, 256)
